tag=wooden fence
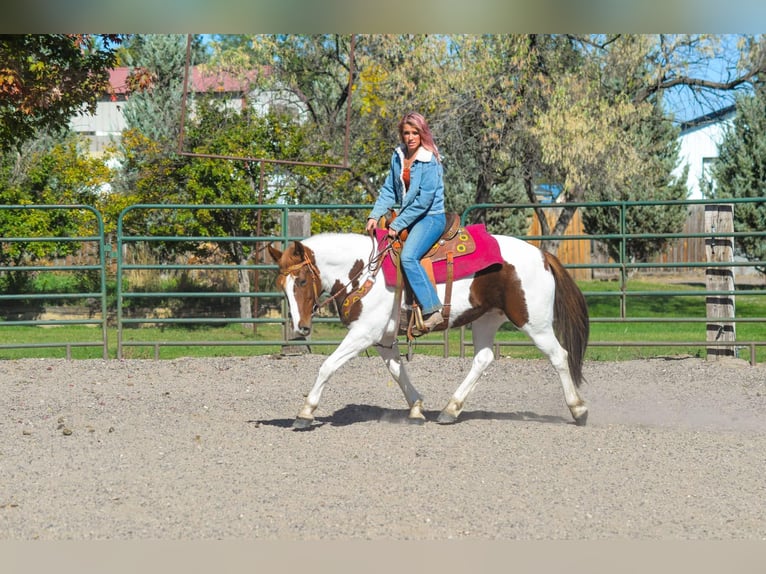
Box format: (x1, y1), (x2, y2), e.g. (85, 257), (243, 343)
(527, 207), (591, 281)
(535, 203), (713, 281)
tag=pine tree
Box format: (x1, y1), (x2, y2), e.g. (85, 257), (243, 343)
(581, 103), (689, 264)
(120, 34), (190, 145)
(711, 88), (766, 274)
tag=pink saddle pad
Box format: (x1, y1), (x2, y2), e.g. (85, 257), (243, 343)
(376, 223), (503, 287)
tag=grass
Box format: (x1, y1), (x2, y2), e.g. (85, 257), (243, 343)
(1, 279), (765, 363)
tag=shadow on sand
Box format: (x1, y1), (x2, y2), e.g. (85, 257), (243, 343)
(254, 403), (570, 430)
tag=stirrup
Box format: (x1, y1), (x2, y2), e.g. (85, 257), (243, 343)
(410, 308), (444, 337)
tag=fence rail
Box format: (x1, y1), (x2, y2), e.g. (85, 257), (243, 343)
(0, 205), (109, 359)
(1, 199), (764, 364)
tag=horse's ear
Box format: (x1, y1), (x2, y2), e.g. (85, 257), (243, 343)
(267, 243), (283, 263)
(293, 241), (305, 259)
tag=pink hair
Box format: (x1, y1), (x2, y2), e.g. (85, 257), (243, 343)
(398, 112), (441, 161)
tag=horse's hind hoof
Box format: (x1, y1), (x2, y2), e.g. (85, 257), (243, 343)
(436, 411), (458, 425)
(292, 417), (313, 430)
(407, 416), (426, 426)
(573, 411), (588, 427)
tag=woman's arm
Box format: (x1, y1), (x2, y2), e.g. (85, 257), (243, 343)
(368, 155), (400, 222)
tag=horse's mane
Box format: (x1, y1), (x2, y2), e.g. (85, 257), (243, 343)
(303, 232), (371, 250)
(302, 232), (374, 265)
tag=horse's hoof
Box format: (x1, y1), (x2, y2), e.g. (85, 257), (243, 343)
(292, 417), (313, 430)
(573, 411), (588, 427)
(436, 411), (458, 425)
(407, 416), (426, 426)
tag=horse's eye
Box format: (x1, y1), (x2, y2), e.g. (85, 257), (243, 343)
(296, 278), (307, 287)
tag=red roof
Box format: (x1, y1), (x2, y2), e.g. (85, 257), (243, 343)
(108, 66), (262, 95)
(109, 67), (130, 94)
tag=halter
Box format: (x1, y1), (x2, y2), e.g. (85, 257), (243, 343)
(280, 254), (322, 314)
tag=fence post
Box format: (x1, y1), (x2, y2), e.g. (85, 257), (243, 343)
(704, 204), (736, 359)
(281, 212), (312, 355)
(288, 212), (311, 239)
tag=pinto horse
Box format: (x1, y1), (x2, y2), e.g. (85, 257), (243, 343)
(268, 230), (589, 429)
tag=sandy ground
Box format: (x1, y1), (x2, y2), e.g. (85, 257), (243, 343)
(1, 353), (765, 541)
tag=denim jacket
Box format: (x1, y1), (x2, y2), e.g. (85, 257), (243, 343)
(368, 145), (446, 233)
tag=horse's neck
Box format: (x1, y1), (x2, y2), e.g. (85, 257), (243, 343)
(305, 233), (370, 286)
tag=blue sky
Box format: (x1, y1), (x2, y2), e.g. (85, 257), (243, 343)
(662, 35), (752, 124)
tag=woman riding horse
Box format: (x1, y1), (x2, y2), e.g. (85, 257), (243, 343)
(365, 112), (446, 334)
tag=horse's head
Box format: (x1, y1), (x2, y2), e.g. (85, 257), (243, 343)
(268, 241), (322, 337)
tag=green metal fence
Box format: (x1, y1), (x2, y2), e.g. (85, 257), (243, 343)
(464, 197), (766, 364)
(0, 205), (109, 359)
(1, 199), (764, 363)
(113, 203), (374, 358)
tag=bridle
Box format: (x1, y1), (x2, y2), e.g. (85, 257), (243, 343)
(279, 233), (394, 317)
(280, 253), (323, 315)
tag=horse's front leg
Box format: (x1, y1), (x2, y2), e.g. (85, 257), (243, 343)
(375, 342), (426, 424)
(293, 332), (375, 429)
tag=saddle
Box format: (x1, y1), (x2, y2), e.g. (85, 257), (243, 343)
(377, 212), (479, 339)
(378, 212), (476, 269)
(422, 212), (477, 262)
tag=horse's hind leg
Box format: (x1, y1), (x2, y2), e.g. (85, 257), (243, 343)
(437, 312), (505, 424)
(375, 342), (426, 424)
(524, 326), (588, 426)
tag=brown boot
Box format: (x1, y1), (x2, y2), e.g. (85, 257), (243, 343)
(422, 310), (444, 331)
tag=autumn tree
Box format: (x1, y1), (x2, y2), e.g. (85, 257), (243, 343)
(0, 34), (122, 153)
(537, 35), (690, 262)
(578, 103), (689, 264)
(436, 35), (575, 237)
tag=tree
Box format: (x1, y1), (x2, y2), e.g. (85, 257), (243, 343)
(711, 87), (766, 275)
(109, 35), (198, 237)
(0, 34), (122, 152)
(119, 34), (194, 146)
(0, 132), (114, 296)
(184, 100), (323, 322)
(437, 35), (574, 237)
(202, 34), (765, 257)
(579, 103), (689, 264)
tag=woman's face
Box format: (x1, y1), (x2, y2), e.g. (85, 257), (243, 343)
(401, 123), (421, 156)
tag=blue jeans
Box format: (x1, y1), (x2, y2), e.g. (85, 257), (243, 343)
(400, 212), (446, 315)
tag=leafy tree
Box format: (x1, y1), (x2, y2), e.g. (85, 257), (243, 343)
(711, 88), (766, 275)
(202, 34), (765, 256)
(0, 132), (113, 294)
(579, 103), (689, 264)
(0, 34), (122, 152)
(205, 34), (376, 235)
(181, 99), (319, 322)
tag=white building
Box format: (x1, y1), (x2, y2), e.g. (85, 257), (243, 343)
(674, 105), (736, 199)
(69, 66), (302, 155)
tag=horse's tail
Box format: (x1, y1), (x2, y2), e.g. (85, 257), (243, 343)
(544, 251), (589, 387)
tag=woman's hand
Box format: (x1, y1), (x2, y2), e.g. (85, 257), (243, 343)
(365, 218), (377, 233)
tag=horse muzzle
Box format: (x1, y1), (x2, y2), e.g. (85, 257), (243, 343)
(296, 324), (312, 337)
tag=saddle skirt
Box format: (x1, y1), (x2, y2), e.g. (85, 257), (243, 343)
(376, 222), (504, 287)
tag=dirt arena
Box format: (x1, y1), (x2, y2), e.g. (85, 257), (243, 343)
(1, 353), (765, 540)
